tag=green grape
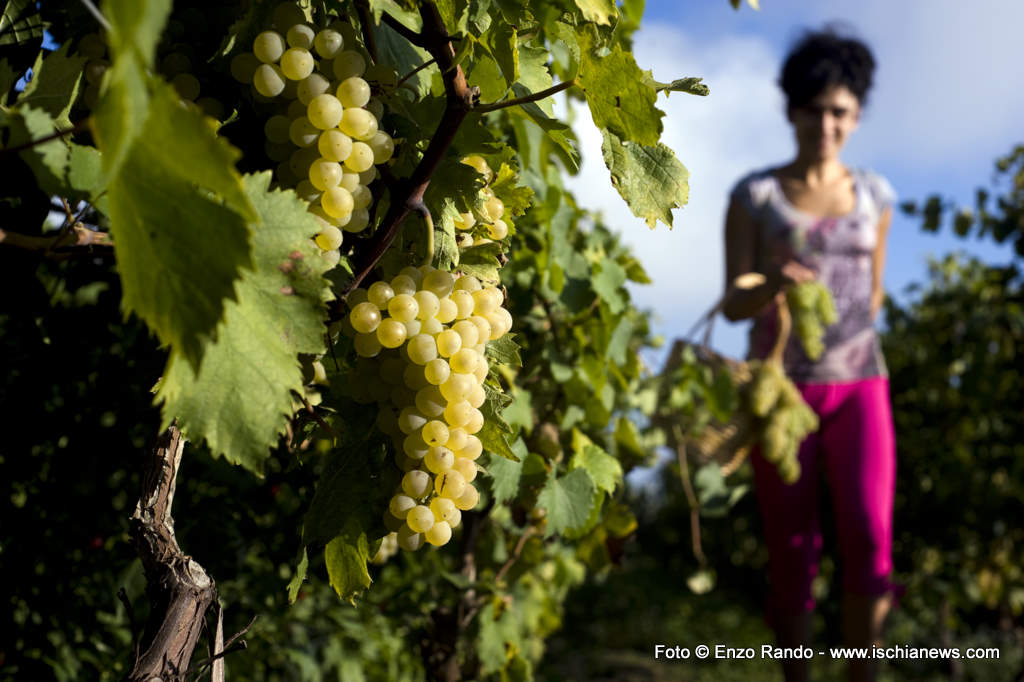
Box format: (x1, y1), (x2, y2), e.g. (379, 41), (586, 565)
(484, 310), (507, 340)
(403, 434), (429, 460)
(421, 318), (443, 336)
(280, 47), (314, 80)
(230, 52), (261, 83)
(424, 446), (454, 473)
(430, 497), (458, 524)
(369, 131), (394, 164)
(321, 186), (354, 219)
(453, 212), (475, 231)
(406, 505), (435, 533)
(421, 420), (450, 447)
(314, 224), (343, 251)
(414, 290), (440, 321)
(397, 524), (424, 551)
(467, 383), (485, 409)
(350, 184), (372, 210)
(446, 428), (469, 454)
(468, 316), (492, 345)
(454, 275), (482, 292)
(436, 297), (458, 324)
(463, 408), (484, 435)
(336, 76), (371, 108)
(448, 348), (477, 374)
(254, 30), (286, 63)
(350, 301), (381, 334)
(472, 288), (501, 315)
(388, 294), (419, 322)
(338, 108), (376, 140)
(414, 385), (445, 418)
(471, 355), (489, 383)
(377, 319), (407, 349)
(398, 266), (423, 287)
(442, 399), (472, 428)
(307, 93), (344, 129)
(424, 358), (451, 386)
(339, 171), (361, 192)
(487, 219), (509, 240)
(434, 469), (467, 500)
(253, 63), (286, 97)
(171, 73), (200, 100)
(398, 407), (427, 435)
(264, 115), (291, 144)
(286, 23), (315, 49)
(358, 165), (378, 186)
(402, 364), (428, 393)
(403, 319), (422, 337)
(286, 98), (306, 119)
(333, 50), (366, 80)
(309, 158), (342, 191)
(461, 155), (492, 181)
(451, 291), (475, 320)
(343, 142), (375, 173)
(452, 457), (478, 483)
(321, 248), (341, 268)
(389, 494), (415, 519)
(421, 270), (454, 298)
(484, 195), (504, 223)
(456, 434), (482, 461)
(407, 334), (438, 366)
(749, 360), (784, 417)
(342, 208), (369, 233)
(313, 29), (344, 59)
(402, 470), (431, 498)
(425, 520), (452, 546)
(288, 116), (320, 148)
(367, 281), (395, 309)
(296, 72), (330, 105)
(366, 98), (385, 121)
(272, 2), (306, 30)
(453, 484), (479, 511)
(435, 329), (462, 358)
(451, 319), (479, 348)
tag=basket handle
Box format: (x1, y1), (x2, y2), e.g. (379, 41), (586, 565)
(685, 275), (792, 360)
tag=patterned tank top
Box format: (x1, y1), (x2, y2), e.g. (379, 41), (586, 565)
(730, 167), (896, 383)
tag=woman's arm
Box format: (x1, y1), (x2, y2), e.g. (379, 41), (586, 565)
(870, 206), (893, 320)
(721, 195), (816, 321)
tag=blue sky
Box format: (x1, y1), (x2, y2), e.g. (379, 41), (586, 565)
(562, 0), (1024, 362)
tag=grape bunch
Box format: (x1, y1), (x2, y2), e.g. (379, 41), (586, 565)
(342, 264), (512, 551)
(785, 281), (838, 361)
(747, 359), (818, 484)
(454, 155), (510, 245)
(229, 2), (396, 267)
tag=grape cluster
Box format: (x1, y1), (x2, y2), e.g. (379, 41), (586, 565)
(454, 155), (510, 245)
(747, 359), (818, 484)
(342, 264), (512, 551)
(230, 2), (396, 267)
(786, 281), (838, 361)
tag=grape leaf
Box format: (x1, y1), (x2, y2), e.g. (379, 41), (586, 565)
(646, 75), (710, 97)
(477, 601), (522, 675)
(606, 315), (633, 364)
(17, 44), (86, 130)
(484, 441), (524, 503)
(1, 106), (68, 196)
(614, 416), (647, 460)
(286, 548), (308, 604)
(508, 99), (579, 172)
(490, 162), (534, 217)
(325, 523), (373, 603)
(482, 20), (518, 87)
(578, 27), (662, 147)
(600, 128), (689, 228)
(99, 80), (257, 372)
(374, 19), (433, 99)
(570, 443), (621, 494)
(0, 58), (18, 103)
(458, 242), (502, 283)
(368, 0), (422, 31)
(0, 0), (43, 47)
(515, 43), (554, 115)
(537, 468), (597, 536)
(158, 173), (330, 473)
(573, 0), (617, 25)
(591, 259), (627, 314)
(485, 334), (522, 367)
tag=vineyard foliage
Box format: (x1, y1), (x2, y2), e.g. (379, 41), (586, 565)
(0, 0), (739, 677)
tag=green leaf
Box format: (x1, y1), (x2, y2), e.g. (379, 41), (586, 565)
(374, 20), (433, 98)
(578, 27), (662, 147)
(1, 106), (69, 196)
(515, 44), (554, 116)
(508, 99), (579, 172)
(0, 0), (43, 46)
(574, 0), (618, 25)
(477, 602), (521, 675)
(325, 523), (373, 603)
(484, 437), (525, 503)
(17, 44), (87, 130)
(614, 416), (646, 460)
(502, 386), (533, 433)
(600, 128), (689, 228)
(646, 75), (710, 97)
(101, 81), (257, 371)
(606, 315), (633, 364)
(368, 0), (422, 31)
(591, 259), (627, 314)
(302, 439), (391, 547)
(537, 468), (597, 536)
(67, 143), (104, 200)
(482, 20), (518, 88)
(0, 58), (18, 104)
(490, 162), (534, 217)
(478, 414), (519, 461)
(286, 548), (308, 604)
(458, 241), (502, 283)
(158, 173), (331, 473)
(570, 443), (622, 494)
(485, 334), (522, 368)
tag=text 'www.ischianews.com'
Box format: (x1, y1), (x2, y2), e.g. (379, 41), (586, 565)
(653, 644), (1001, 662)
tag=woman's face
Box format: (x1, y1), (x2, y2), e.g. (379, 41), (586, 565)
(787, 85), (861, 162)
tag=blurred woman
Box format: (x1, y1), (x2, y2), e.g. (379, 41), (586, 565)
(722, 27), (898, 682)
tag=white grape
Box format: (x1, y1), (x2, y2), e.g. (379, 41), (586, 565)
(254, 31), (286, 63)
(333, 50), (366, 80)
(288, 116), (320, 147)
(286, 23), (315, 49)
(280, 47), (315, 80)
(314, 29), (344, 59)
(296, 72), (331, 105)
(336, 76), (371, 108)
(344, 141), (374, 172)
(253, 63), (286, 97)
(307, 93), (343, 129)
(318, 130), (353, 163)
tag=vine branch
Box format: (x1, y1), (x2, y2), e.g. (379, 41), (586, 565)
(472, 79), (577, 114)
(0, 119), (89, 156)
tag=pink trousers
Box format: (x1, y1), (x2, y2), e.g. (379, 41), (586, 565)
(750, 376), (899, 617)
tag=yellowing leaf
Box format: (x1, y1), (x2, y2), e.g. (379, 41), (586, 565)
(601, 129), (689, 228)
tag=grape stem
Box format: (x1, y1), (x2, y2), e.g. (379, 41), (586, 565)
(0, 118), (90, 156)
(396, 57), (437, 89)
(472, 79), (578, 114)
(420, 207), (435, 266)
(338, 2), (475, 304)
(672, 424), (708, 567)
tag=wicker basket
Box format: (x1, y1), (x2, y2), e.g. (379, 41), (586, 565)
(658, 290), (791, 476)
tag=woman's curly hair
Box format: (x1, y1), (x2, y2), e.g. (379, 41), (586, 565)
(779, 26), (876, 110)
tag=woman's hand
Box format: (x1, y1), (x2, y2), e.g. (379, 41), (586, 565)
(766, 259), (818, 291)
